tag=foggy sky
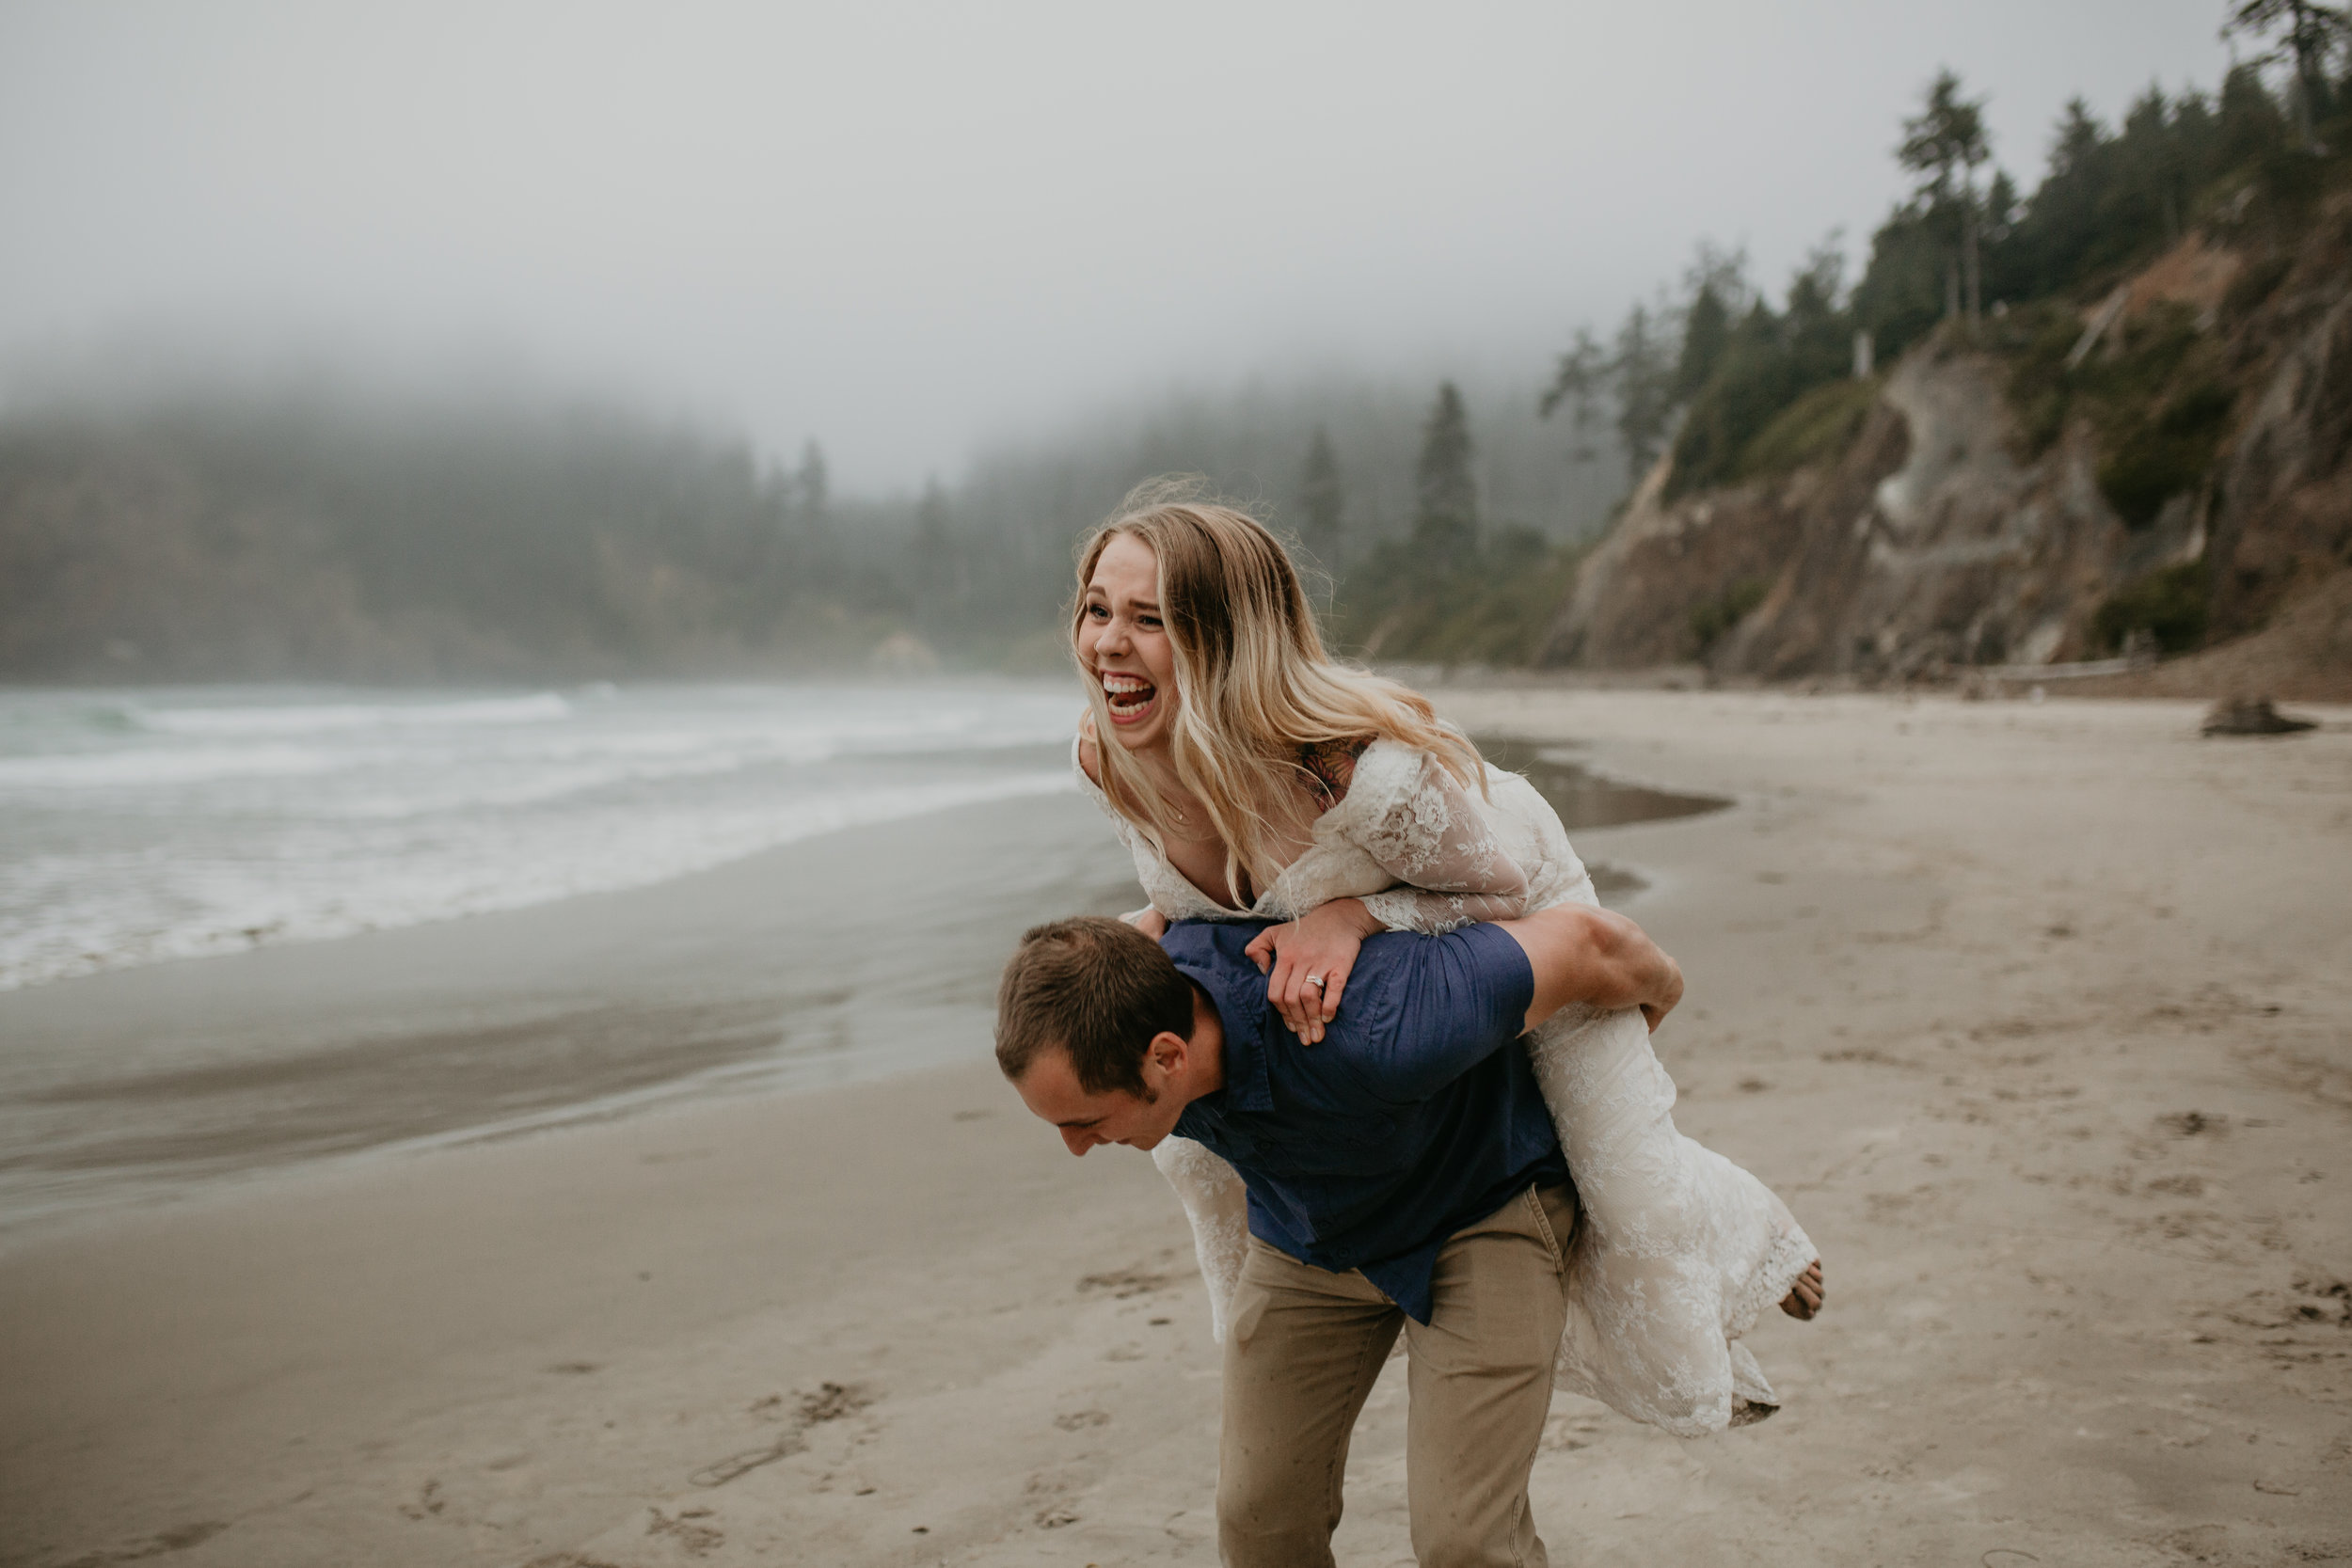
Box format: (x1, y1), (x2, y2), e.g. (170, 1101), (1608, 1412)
(1, 1), (2233, 490)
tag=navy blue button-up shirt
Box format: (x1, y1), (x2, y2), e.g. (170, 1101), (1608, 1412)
(1165, 919), (1571, 1323)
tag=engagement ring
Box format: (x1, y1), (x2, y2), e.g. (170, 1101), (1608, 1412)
(1303, 974), (1325, 988)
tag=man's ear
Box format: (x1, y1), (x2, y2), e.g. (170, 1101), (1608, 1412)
(1141, 1028), (1190, 1089)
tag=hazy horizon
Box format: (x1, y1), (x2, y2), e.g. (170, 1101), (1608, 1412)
(2, 1), (2234, 492)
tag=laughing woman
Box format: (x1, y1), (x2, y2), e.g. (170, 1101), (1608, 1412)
(1068, 479), (1822, 1436)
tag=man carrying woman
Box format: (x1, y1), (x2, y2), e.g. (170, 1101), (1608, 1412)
(996, 903), (1683, 1567)
(994, 479), (1822, 1563)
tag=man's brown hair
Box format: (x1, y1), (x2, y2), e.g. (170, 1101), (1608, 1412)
(995, 915), (1196, 1096)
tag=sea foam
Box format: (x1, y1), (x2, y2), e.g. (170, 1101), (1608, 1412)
(0, 681), (1080, 991)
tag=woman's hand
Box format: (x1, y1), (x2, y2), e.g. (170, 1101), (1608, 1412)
(1123, 907), (1169, 940)
(1244, 898), (1382, 1044)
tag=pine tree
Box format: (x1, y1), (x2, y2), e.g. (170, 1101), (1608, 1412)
(796, 440), (830, 522)
(1539, 298), (1683, 478)
(1610, 303), (1679, 472)
(1537, 326), (1610, 465)
(1413, 383), (1478, 560)
(912, 477), (957, 602)
(2224, 0), (2351, 151)
(1675, 284), (1734, 404)
(1295, 427), (1344, 569)
(1899, 69), (1993, 325)
(2218, 62), (2290, 168)
(1674, 243), (1748, 403)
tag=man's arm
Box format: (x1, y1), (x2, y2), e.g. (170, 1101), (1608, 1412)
(1354, 910), (1681, 1102)
(1492, 904), (1683, 1033)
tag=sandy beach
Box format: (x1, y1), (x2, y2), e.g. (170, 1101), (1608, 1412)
(4, 689), (2349, 1567)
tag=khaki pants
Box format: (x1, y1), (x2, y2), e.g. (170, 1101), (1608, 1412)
(1216, 1183), (1577, 1568)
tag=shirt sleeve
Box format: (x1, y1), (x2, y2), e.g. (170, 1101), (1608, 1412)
(1360, 923), (1535, 1102)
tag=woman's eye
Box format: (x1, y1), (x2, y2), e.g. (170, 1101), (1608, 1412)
(1086, 603), (1108, 619)
(1140, 615), (1162, 629)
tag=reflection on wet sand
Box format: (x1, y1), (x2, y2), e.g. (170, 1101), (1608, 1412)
(1473, 734), (1729, 905)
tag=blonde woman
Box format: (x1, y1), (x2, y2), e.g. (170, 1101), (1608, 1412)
(1069, 479), (1822, 1436)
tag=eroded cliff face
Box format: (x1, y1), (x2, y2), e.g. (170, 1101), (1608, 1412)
(2208, 286), (2352, 641)
(1541, 219), (2352, 687)
(1536, 351), (2175, 679)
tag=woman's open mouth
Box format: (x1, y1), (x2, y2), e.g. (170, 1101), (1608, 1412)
(1101, 671), (1157, 725)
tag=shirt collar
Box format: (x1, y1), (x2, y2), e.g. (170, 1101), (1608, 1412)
(1163, 927), (1275, 1114)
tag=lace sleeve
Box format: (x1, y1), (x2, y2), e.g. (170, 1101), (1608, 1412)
(1350, 747), (1532, 935)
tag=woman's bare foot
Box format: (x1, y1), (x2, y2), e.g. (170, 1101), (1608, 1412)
(1779, 1259), (1824, 1320)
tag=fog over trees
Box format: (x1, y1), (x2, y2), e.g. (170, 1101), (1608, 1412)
(3, 3), (2342, 681)
(0, 362), (1626, 678)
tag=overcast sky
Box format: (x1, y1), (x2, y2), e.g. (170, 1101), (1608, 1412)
(0, 1), (2237, 490)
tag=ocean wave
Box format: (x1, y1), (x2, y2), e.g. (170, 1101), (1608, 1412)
(0, 744), (343, 790)
(136, 692), (574, 736)
(0, 769), (1076, 992)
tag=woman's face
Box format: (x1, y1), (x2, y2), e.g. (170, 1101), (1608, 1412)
(1078, 531), (1179, 754)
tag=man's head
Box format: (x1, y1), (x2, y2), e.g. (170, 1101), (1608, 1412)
(995, 915), (1220, 1156)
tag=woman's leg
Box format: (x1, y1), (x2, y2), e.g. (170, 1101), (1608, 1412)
(1152, 1134), (1250, 1340)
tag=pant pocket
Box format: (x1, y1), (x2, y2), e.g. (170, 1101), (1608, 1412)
(1523, 1182), (1574, 1275)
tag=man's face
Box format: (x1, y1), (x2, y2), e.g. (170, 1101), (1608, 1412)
(1012, 1042), (1188, 1157)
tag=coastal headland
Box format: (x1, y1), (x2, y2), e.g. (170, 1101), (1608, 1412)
(3, 689), (2347, 1566)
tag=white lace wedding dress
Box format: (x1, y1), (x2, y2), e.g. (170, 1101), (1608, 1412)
(1076, 736), (1817, 1437)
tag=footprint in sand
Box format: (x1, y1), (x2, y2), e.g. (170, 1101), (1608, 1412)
(1077, 1266), (1176, 1298)
(66, 1520), (231, 1564)
(647, 1507), (724, 1555)
(691, 1381), (874, 1487)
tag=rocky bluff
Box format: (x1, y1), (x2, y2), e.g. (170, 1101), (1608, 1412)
(1540, 215), (2352, 697)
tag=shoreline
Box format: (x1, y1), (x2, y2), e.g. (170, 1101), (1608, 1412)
(4, 689), (2348, 1566)
(0, 787), (1139, 1248)
(0, 729), (1701, 1248)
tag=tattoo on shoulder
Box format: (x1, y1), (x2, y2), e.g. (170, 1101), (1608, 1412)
(1299, 736), (1373, 806)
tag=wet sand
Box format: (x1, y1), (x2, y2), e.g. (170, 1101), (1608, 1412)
(0, 790), (1142, 1233)
(3, 689), (2349, 1566)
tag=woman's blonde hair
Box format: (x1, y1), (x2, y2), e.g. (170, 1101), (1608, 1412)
(1071, 476), (1486, 903)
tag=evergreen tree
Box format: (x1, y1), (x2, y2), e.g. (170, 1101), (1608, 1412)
(1610, 303), (1680, 473)
(796, 439), (829, 522)
(1676, 284), (1735, 404)
(1899, 69), (1993, 325)
(1913, 72), (1994, 316)
(2218, 61), (2291, 168)
(2224, 0), (2351, 150)
(1413, 382), (1478, 559)
(1540, 244), (1747, 491)
(911, 477), (957, 602)
(1851, 201), (1949, 357)
(2003, 98), (2122, 295)
(1674, 244), (1749, 402)
(1295, 426), (1344, 568)
(1537, 325), (1611, 467)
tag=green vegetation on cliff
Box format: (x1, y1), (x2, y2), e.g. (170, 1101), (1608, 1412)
(1485, 8), (2352, 670)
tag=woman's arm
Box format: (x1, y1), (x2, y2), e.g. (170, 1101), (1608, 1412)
(1245, 896), (1380, 1043)
(1353, 750), (1531, 931)
(1250, 745), (1535, 1040)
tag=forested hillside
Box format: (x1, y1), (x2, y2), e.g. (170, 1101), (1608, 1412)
(6, 4), (2346, 688)
(0, 394), (914, 679)
(1501, 17), (2352, 694)
(0, 366), (1619, 680)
